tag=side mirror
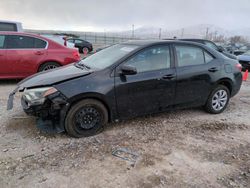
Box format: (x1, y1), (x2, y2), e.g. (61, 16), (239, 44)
(120, 65), (137, 75)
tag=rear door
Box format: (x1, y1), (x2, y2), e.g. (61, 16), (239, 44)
(174, 44), (219, 106)
(115, 45), (176, 119)
(5, 35), (48, 77)
(0, 35), (7, 77)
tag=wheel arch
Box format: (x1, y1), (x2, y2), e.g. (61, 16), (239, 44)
(215, 78), (233, 95)
(67, 92), (112, 122)
(37, 60), (62, 72)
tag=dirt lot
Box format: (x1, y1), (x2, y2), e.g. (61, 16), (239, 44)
(0, 80), (249, 188)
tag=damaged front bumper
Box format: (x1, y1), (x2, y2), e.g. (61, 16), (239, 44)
(7, 88), (69, 133)
(7, 87), (20, 111)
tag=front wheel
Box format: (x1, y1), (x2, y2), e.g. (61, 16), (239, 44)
(204, 85), (230, 114)
(65, 99), (108, 138)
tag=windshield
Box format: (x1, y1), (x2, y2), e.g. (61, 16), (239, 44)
(78, 44), (139, 69)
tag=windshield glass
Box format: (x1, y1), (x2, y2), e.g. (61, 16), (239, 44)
(78, 44), (139, 69)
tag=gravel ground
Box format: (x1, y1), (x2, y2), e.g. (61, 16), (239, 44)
(0, 79), (250, 188)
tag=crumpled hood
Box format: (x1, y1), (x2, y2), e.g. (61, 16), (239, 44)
(17, 64), (92, 90)
(7, 63), (92, 110)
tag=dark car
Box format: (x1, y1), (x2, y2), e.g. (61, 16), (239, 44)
(234, 45), (250, 56)
(67, 38), (93, 54)
(7, 40), (242, 137)
(179, 39), (237, 60)
(237, 50), (250, 71)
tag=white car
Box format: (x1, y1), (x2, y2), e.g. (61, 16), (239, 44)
(41, 35), (76, 49)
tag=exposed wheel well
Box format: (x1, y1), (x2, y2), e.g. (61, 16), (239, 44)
(217, 80), (232, 95)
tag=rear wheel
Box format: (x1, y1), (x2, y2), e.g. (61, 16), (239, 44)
(65, 99), (108, 138)
(204, 85), (230, 114)
(38, 62), (60, 72)
(81, 47), (89, 54)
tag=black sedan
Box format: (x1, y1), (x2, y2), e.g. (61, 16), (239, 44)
(67, 38), (93, 54)
(8, 40), (242, 137)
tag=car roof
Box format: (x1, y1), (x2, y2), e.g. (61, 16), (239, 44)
(179, 38), (215, 43)
(122, 39), (207, 47)
(0, 31), (49, 41)
(0, 31), (69, 49)
(122, 40), (225, 59)
(0, 20), (22, 24)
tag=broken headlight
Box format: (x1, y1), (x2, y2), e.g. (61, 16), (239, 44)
(22, 87), (58, 106)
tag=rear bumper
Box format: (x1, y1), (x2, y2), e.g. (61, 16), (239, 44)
(231, 72), (243, 97)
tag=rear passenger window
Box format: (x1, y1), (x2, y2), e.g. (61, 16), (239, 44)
(34, 38), (47, 48)
(6, 35), (33, 49)
(176, 46), (205, 67)
(0, 35), (5, 49)
(204, 51), (214, 63)
(204, 41), (218, 51)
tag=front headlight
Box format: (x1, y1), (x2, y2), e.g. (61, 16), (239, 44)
(23, 87), (58, 106)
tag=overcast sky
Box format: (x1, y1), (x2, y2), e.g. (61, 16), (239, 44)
(0, 0), (249, 32)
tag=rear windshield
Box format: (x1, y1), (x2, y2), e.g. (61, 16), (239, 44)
(79, 44), (139, 69)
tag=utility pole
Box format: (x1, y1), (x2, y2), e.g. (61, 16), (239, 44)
(159, 28), (162, 39)
(104, 29), (106, 45)
(132, 24), (134, 39)
(206, 27), (209, 39)
(181, 28), (184, 38)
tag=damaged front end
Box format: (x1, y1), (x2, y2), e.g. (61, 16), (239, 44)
(8, 87), (69, 133)
(6, 63), (94, 134)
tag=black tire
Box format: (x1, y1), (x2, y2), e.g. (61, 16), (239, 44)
(65, 99), (108, 138)
(81, 47), (89, 54)
(204, 85), (230, 114)
(38, 62), (60, 72)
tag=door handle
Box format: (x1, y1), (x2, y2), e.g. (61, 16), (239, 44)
(34, 51), (44, 55)
(208, 67), (219, 72)
(161, 74), (175, 80)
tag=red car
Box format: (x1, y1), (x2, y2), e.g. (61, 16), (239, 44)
(0, 32), (81, 79)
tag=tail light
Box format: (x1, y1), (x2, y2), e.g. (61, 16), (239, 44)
(236, 63), (242, 72)
(73, 51), (80, 60)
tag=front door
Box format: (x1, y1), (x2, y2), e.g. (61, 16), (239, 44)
(115, 45), (176, 119)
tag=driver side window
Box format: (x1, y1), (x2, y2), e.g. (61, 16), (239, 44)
(124, 45), (170, 73)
